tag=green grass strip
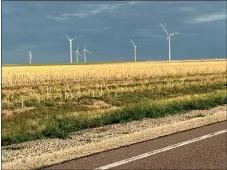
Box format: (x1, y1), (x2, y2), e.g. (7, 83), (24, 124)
(2, 91), (226, 146)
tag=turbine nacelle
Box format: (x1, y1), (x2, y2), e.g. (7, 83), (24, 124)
(65, 34), (81, 41)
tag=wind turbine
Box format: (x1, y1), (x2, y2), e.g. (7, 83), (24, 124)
(130, 39), (137, 62)
(160, 23), (180, 61)
(75, 45), (82, 63)
(28, 51), (32, 64)
(65, 34), (80, 63)
(81, 43), (92, 63)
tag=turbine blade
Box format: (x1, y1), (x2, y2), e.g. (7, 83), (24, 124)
(64, 34), (70, 40)
(130, 39), (136, 47)
(78, 52), (82, 57)
(170, 32), (180, 36)
(72, 35), (80, 40)
(86, 50), (92, 55)
(77, 45), (79, 51)
(73, 34), (83, 40)
(160, 23), (169, 35)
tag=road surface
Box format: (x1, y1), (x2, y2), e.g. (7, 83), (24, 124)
(41, 121), (227, 170)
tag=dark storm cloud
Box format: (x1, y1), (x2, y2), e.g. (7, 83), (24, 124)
(2, 1), (226, 64)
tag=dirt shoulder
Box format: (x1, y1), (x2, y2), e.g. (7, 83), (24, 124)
(2, 105), (227, 169)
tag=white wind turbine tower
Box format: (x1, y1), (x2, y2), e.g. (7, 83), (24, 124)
(65, 34), (79, 63)
(75, 45), (82, 63)
(160, 23), (180, 61)
(28, 51), (32, 64)
(130, 39), (137, 62)
(82, 43), (92, 63)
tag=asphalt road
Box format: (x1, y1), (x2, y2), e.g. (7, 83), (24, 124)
(41, 121), (227, 170)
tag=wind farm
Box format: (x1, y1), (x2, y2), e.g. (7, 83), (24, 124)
(18, 23), (224, 65)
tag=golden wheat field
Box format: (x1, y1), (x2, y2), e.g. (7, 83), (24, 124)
(2, 61), (227, 87)
(1, 60), (227, 109)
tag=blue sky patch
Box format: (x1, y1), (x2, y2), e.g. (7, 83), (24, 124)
(2, 1), (226, 64)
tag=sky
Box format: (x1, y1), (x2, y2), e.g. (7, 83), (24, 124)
(2, 1), (227, 64)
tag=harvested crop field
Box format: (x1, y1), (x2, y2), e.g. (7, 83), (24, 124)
(2, 60), (227, 146)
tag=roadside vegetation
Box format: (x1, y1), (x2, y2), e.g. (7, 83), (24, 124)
(2, 61), (227, 145)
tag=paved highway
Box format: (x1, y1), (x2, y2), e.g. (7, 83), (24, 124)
(42, 121), (227, 170)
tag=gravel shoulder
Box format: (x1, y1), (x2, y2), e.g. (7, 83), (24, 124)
(2, 105), (227, 169)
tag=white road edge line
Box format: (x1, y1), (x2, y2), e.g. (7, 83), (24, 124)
(94, 129), (227, 170)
